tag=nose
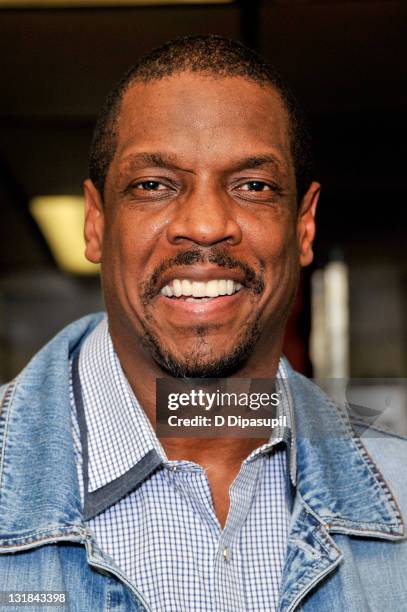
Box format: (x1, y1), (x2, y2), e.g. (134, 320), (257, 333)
(166, 183), (242, 247)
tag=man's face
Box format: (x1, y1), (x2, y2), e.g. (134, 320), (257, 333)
(84, 73), (319, 377)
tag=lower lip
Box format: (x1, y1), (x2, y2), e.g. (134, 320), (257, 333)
(158, 289), (246, 317)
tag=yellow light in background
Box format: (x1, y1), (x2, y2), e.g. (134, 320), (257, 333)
(30, 195), (99, 275)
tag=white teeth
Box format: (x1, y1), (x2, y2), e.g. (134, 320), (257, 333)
(185, 297), (213, 303)
(161, 279), (244, 299)
(181, 279), (192, 296)
(205, 279), (220, 297)
(173, 279), (182, 297)
(192, 281), (206, 298)
(218, 279), (227, 295)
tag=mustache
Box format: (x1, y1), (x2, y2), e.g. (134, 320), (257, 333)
(141, 247), (265, 302)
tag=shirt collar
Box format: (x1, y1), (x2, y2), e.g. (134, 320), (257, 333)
(242, 359), (296, 485)
(78, 317), (165, 492)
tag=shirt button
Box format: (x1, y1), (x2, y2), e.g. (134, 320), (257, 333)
(223, 547), (232, 562)
(171, 466), (177, 472)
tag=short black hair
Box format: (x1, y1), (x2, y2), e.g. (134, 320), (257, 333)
(88, 34), (313, 201)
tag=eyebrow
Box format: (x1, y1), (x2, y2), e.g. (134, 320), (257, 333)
(119, 152), (284, 174)
(120, 152), (193, 173)
(228, 154), (283, 173)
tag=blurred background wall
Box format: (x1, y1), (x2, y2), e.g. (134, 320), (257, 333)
(0, 0), (406, 384)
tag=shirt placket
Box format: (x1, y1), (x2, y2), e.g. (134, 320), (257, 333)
(214, 457), (264, 612)
(165, 463), (221, 610)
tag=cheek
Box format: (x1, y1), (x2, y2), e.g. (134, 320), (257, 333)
(101, 210), (170, 321)
(102, 209), (160, 272)
(247, 214), (298, 270)
(100, 218), (143, 311)
(247, 217), (300, 318)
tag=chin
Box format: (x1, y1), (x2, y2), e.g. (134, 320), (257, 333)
(141, 316), (261, 379)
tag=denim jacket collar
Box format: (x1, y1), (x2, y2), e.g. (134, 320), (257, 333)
(0, 312), (403, 552)
(285, 367), (404, 539)
(0, 313), (104, 550)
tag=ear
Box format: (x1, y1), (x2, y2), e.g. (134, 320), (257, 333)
(297, 181), (320, 267)
(83, 179), (104, 264)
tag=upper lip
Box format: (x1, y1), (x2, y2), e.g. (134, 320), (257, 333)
(158, 266), (247, 291)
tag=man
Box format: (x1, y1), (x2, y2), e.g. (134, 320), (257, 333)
(0, 35), (406, 612)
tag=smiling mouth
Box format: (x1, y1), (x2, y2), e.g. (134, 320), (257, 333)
(160, 278), (243, 302)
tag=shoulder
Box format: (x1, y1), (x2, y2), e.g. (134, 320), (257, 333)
(286, 365), (407, 520)
(3, 313), (105, 384)
(353, 421), (407, 517)
(0, 312), (106, 442)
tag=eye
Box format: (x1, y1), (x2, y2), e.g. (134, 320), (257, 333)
(126, 178), (176, 200)
(238, 181), (271, 192)
(134, 180), (167, 191)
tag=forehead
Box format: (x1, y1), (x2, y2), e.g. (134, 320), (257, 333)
(114, 72), (293, 174)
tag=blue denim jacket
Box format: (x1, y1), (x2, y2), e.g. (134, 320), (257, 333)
(1, 313), (406, 612)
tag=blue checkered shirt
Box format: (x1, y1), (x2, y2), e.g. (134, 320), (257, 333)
(70, 317), (296, 612)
